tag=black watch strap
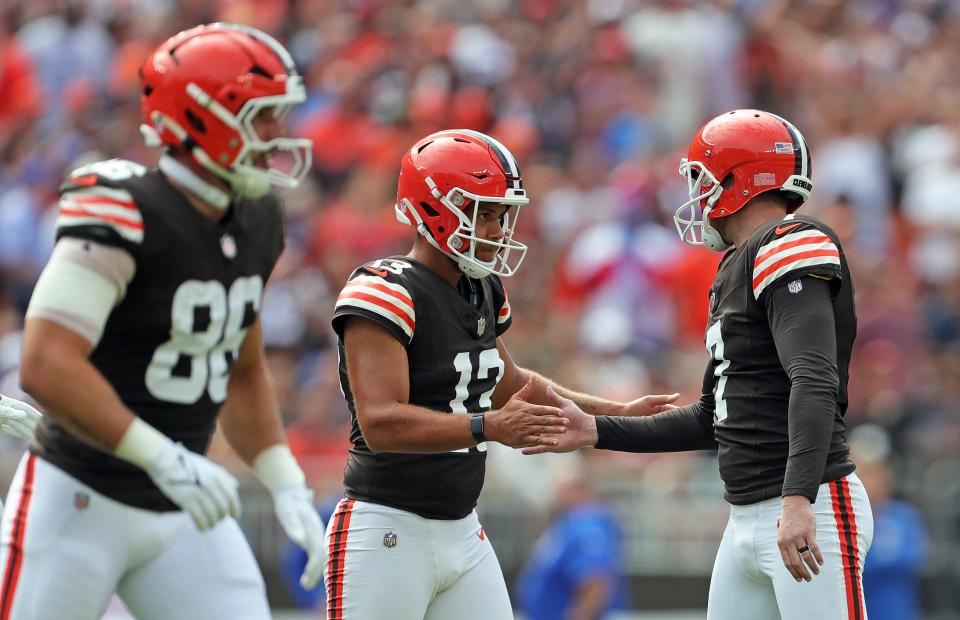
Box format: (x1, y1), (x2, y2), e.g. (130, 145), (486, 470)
(470, 413), (486, 443)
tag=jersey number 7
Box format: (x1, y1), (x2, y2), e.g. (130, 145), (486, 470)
(706, 321), (730, 421)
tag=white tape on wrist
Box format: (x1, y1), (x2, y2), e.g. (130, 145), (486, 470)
(114, 418), (173, 471)
(252, 443), (306, 493)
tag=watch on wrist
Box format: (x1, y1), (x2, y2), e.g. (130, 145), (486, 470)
(470, 413), (486, 443)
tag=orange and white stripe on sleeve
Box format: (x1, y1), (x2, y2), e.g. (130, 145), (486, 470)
(57, 186), (144, 244)
(335, 275), (415, 341)
(497, 294), (511, 325)
(752, 228), (840, 299)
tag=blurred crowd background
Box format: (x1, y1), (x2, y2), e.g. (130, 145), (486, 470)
(1, 0), (958, 617)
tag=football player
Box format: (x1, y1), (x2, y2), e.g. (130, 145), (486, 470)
(327, 129), (679, 619)
(525, 110), (872, 619)
(2, 24), (325, 619)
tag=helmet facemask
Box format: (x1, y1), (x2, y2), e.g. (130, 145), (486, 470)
(448, 196), (528, 279)
(675, 158), (731, 252)
(184, 79), (312, 200)
(399, 176), (529, 279)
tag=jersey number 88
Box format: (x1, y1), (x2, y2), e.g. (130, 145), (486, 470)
(146, 276), (263, 404)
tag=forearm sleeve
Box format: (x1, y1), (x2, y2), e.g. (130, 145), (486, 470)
(596, 360), (718, 452)
(766, 276), (840, 502)
(595, 403), (717, 452)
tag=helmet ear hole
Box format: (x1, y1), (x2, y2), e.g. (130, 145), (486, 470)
(184, 108), (207, 134)
(419, 201), (440, 217)
(250, 65), (272, 79)
(721, 174), (734, 190)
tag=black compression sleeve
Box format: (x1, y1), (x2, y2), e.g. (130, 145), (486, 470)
(595, 403), (717, 452)
(596, 361), (718, 453)
(766, 276), (839, 502)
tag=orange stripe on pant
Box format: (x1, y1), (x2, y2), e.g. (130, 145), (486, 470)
(830, 478), (864, 620)
(0, 454), (37, 620)
(326, 499), (355, 620)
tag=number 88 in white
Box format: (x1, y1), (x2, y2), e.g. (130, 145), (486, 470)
(145, 276), (262, 404)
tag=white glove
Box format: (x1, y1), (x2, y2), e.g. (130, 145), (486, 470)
(115, 418), (242, 531)
(274, 484), (327, 590)
(0, 395), (43, 440)
(145, 441), (242, 531)
(253, 444), (326, 590)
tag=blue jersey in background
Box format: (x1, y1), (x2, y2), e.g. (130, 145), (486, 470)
(861, 499), (928, 620)
(517, 502), (628, 620)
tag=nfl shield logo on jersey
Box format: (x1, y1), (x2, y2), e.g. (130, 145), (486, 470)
(477, 316), (486, 337)
(74, 491), (90, 510)
(220, 233), (237, 259)
(788, 279), (803, 294)
(383, 532), (398, 548)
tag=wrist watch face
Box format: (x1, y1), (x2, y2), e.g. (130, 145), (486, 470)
(471, 413), (485, 441)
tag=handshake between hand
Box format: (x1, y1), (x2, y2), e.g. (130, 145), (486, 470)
(481, 378), (568, 449)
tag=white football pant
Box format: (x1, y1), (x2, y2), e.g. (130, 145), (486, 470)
(323, 498), (513, 620)
(0, 453), (270, 619)
(708, 473), (873, 620)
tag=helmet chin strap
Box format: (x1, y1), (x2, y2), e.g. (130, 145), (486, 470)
(149, 114), (259, 207)
(190, 148), (271, 200)
(702, 207), (732, 252)
(226, 167), (271, 199)
(455, 255), (494, 279)
(159, 154), (231, 210)
(430, 225), (494, 279)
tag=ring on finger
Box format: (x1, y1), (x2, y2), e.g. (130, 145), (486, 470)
(797, 545), (810, 554)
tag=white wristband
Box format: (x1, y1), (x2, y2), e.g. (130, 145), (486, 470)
(252, 444), (306, 493)
(115, 418), (173, 471)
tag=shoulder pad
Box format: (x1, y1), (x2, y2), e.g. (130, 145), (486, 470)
(57, 161), (146, 247)
(60, 159), (148, 193)
(355, 257), (417, 281)
(752, 218), (840, 300)
(334, 265), (416, 343)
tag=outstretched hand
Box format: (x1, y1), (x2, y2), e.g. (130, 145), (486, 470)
(622, 393), (680, 417)
(521, 386), (597, 455)
(485, 377), (568, 448)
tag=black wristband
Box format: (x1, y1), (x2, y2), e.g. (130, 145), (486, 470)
(470, 413), (486, 443)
